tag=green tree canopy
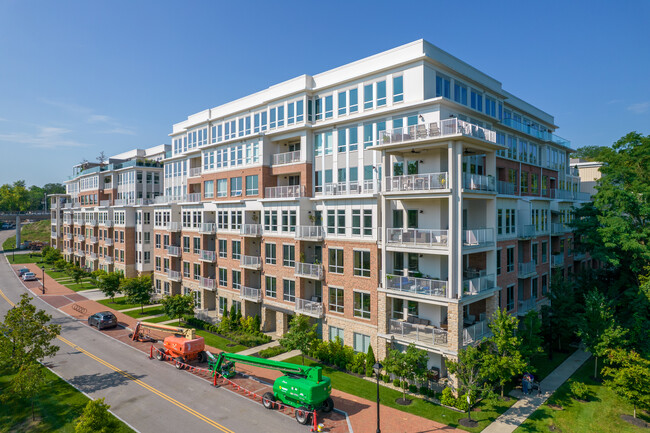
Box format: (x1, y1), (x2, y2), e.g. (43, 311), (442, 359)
(160, 294), (195, 323)
(570, 145), (609, 161)
(603, 348), (650, 419)
(279, 315), (317, 365)
(484, 308), (527, 396)
(0, 362), (46, 421)
(75, 397), (120, 433)
(92, 270), (123, 302)
(120, 275), (153, 313)
(520, 310), (544, 365)
(446, 344), (494, 422)
(383, 343), (428, 402)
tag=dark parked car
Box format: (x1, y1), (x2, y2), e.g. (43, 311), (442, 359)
(88, 311), (118, 330)
(17, 268), (30, 277)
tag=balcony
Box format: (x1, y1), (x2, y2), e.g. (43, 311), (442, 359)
(295, 298), (323, 318)
(518, 298), (537, 315)
(189, 167), (202, 178)
(166, 222), (182, 232)
(551, 223), (569, 235)
(462, 173), (496, 192)
(294, 262), (324, 280)
(551, 189), (575, 201)
(101, 220), (113, 227)
(240, 224), (262, 237)
(166, 245), (181, 257)
(463, 228), (494, 248)
(87, 252), (98, 261)
(384, 172), (448, 193)
(63, 219), (73, 225)
(199, 276), (216, 291)
(199, 223), (216, 234)
(100, 200), (111, 207)
(104, 238), (113, 246)
(552, 253), (564, 267)
(575, 192), (591, 201)
(389, 319), (448, 348)
(573, 251), (586, 261)
(497, 180), (516, 195)
(86, 236), (97, 244)
(50, 230), (57, 238)
(272, 150), (301, 166)
(87, 219), (97, 227)
(240, 286), (261, 303)
(186, 193), (202, 202)
(385, 274), (448, 298)
(462, 274), (496, 296)
(315, 181), (378, 196)
(101, 256), (113, 264)
(74, 249), (85, 257)
(518, 261), (537, 278)
(463, 320), (491, 346)
(377, 119), (496, 147)
(386, 228), (448, 249)
(518, 224), (536, 239)
(264, 185), (304, 199)
(65, 233), (73, 240)
(295, 226), (324, 241)
(167, 270), (182, 282)
(77, 219), (86, 226)
(240, 255), (261, 270)
(199, 250), (216, 262)
(65, 247), (73, 255)
(78, 235), (85, 242)
(103, 182), (113, 190)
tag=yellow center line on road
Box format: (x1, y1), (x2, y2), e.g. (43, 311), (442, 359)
(0, 287), (235, 433)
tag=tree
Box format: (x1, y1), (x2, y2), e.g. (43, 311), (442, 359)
(383, 344), (428, 402)
(484, 308), (527, 397)
(603, 349), (650, 418)
(75, 397), (120, 433)
(0, 361), (46, 421)
(548, 272), (579, 352)
(93, 270), (122, 302)
(120, 275), (153, 313)
(96, 151), (108, 165)
(0, 294), (61, 369)
(570, 145), (609, 161)
(365, 344), (376, 377)
(577, 290), (628, 379)
(161, 294), (195, 323)
(279, 315), (317, 365)
(43, 247), (62, 265)
(446, 344), (494, 422)
(520, 310), (544, 365)
(54, 258), (68, 271)
(67, 265), (87, 288)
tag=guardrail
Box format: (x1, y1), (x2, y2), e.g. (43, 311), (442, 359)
(386, 228), (448, 248)
(385, 275), (448, 298)
(295, 298), (323, 318)
(385, 172), (448, 192)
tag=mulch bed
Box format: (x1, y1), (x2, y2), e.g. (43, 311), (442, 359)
(395, 398), (412, 406)
(621, 415), (650, 428)
(548, 404), (564, 410)
(458, 418), (478, 428)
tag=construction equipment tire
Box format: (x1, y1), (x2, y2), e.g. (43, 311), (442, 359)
(262, 392), (275, 409)
(197, 351), (206, 363)
(295, 407), (310, 425)
(322, 397), (334, 413)
(156, 351), (164, 361)
(175, 357), (184, 369)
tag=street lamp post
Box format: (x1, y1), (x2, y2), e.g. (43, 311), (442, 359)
(373, 362), (383, 433)
(40, 265), (45, 294)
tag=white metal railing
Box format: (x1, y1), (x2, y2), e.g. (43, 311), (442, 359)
(552, 254), (564, 267)
(518, 224), (536, 238)
(518, 261), (537, 276)
(463, 274), (496, 296)
(272, 150), (301, 166)
(186, 193), (201, 202)
(199, 250), (215, 262)
(265, 185), (304, 199)
(497, 180), (516, 195)
(102, 256), (113, 264)
(100, 200), (110, 207)
(240, 224), (262, 236)
(74, 249), (84, 257)
(551, 223), (569, 235)
(200, 276), (216, 291)
(189, 167), (202, 177)
(104, 238), (113, 246)
(463, 228), (494, 247)
(50, 231), (57, 238)
(154, 195), (187, 204)
(518, 298), (536, 314)
(77, 219), (86, 226)
(316, 180), (378, 196)
(240, 255), (261, 269)
(135, 198), (154, 205)
(88, 236), (97, 244)
(101, 220), (113, 227)
(378, 119), (496, 146)
(87, 219), (97, 226)
(87, 252), (97, 260)
(199, 223), (216, 234)
(385, 172), (448, 192)
(385, 274), (448, 298)
(103, 182), (113, 190)
(294, 262), (324, 280)
(295, 298), (323, 318)
(65, 233), (73, 240)
(166, 245), (181, 256)
(389, 319), (448, 347)
(240, 286), (261, 302)
(65, 247), (73, 254)
(386, 228), (448, 248)
(295, 225), (324, 240)
(167, 270), (181, 281)
(463, 320), (491, 345)
(166, 222), (182, 231)
(78, 235), (85, 242)
(551, 189), (574, 200)
(63, 218), (73, 225)
(463, 173), (496, 192)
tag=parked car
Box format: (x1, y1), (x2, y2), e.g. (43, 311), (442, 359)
(22, 272), (37, 281)
(88, 311), (118, 330)
(17, 268), (30, 277)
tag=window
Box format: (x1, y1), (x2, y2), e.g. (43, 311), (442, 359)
(507, 285), (515, 311)
(218, 239), (227, 258)
(283, 244), (295, 267)
(324, 95), (333, 118)
(264, 210), (278, 231)
(193, 263), (200, 280)
(497, 209), (503, 235)
(521, 172), (528, 193)
(265, 276), (276, 298)
(364, 84), (373, 109)
(338, 91), (346, 116)
(470, 89), (483, 112)
(541, 241), (548, 263)
(328, 248), (344, 274)
(329, 287), (344, 313)
(353, 333), (370, 353)
(265, 243), (276, 265)
(232, 240), (241, 260)
(376, 80), (386, 106)
(243, 175), (257, 196)
(183, 261), (190, 278)
(329, 326), (344, 343)
(531, 174), (539, 194)
(532, 277), (538, 299)
(204, 180), (214, 199)
(314, 133), (322, 157)
(507, 247), (515, 272)
(542, 274), (548, 295)
(532, 243), (539, 265)
(393, 76), (403, 103)
(230, 177), (242, 196)
(436, 74), (451, 98)
(219, 297), (227, 314)
(218, 268), (227, 287)
(497, 249), (502, 275)
(353, 292), (371, 319)
(283, 279), (295, 302)
(352, 210), (361, 235)
(337, 210), (345, 235)
(327, 210), (335, 234)
(349, 88), (358, 113)
(193, 237), (200, 254)
(338, 129), (346, 153)
(217, 179), (227, 197)
(232, 270), (241, 290)
(349, 127), (358, 151)
(324, 131), (333, 155)
(354, 250), (370, 277)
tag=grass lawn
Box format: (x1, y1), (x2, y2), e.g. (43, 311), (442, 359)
(60, 281), (98, 292)
(97, 297), (155, 311)
(196, 330), (246, 353)
(515, 357), (650, 433)
(284, 356), (515, 432)
(144, 314), (175, 323)
(530, 350), (572, 381)
(0, 365), (134, 433)
(2, 220), (52, 250)
(123, 306), (166, 318)
(6, 253), (44, 264)
(45, 269), (70, 280)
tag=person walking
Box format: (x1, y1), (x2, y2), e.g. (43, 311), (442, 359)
(522, 374), (529, 395)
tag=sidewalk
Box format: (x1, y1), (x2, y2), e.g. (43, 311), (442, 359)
(482, 348), (591, 433)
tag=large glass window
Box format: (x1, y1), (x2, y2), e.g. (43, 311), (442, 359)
(283, 279), (295, 302)
(282, 244), (295, 267)
(349, 88), (358, 113)
(217, 179), (227, 197)
(324, 95), (333, 119)
(204, 180), (214, 199)
(436, 74), (451, 98)
(376, 80), (386, 107)
(265, 276), (276, 298)
(353, 250), (371, 277)
(230, 177), (242, 196)
(265, 242), (276, 265)
(364, 84), (373, 109)
(329, 287), (344, 313)
(328, 248), (344, 274)
(353, 292), (371, 319)
(393, 76), (403, 103)
(245, 175), (258, 195)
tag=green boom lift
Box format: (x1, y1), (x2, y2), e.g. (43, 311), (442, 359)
(209, 352), (334, 424)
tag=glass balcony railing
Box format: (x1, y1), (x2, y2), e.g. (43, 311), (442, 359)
(389, 319), (448, 347)
(552, 253), (564, 267)
(294, 262), (324, 280)
(385, 172), (448, 192)
(315, 180), (378, 196)
(200, 276), (216, 291)
(295, 298), (323, 318)
(166, 245), (181, 256)
(240, 224), (262, 237)
(518, 224), (536, 238)
(463, 320), (491, 345)
(199, 223), (216, 234)
(385, 274), (448, 298)
(518, 261), (537, 277)
(295, 226), (324, 241)
(189, 167), (202, 178)
(463, 228), (494, 248)
(463, 274), (496, 296)
(167, 270), (181, 281)
(497, 180), (515, 195)
(240, 286), (261, 302)
(462, 173), (496, 192)
(199, 250), (215, 262)
(386, 228), (448, 248)
(240, 255), (261, 270)
(272, 150), (301, 166)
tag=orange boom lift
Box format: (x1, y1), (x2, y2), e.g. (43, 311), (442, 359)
(130, 321), (208, 367)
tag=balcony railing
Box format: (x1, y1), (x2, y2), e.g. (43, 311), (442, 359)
(65, 247), (73, 255)
(573, 251), (586, 260)
(295, 298), (323, 318)
(386, 228), (448, 248)
(240, 286), (262, 303)
(463, 274), (496, 296)
(272, 150), (301, 166)
(295, 225), (324, 241)
(101, 220), (113, 227)
(551, 189), (575, 200)
(167, 270), (181, 281)
(103, 182), (113, 190)
(154, 195), (187, 204)
(87, 252), (97, 260)
(240, 255), (261, 270)
(65, 233), (73, 240)
(240, 224), (262, 237)
(575, 192), (591, 201)
(199, 276), (216, 291)
(518, 298), (537, 315)
(389, 319), (448, 347)
(518, 261), (537, 278)
(378, 119), (496, 146)
(74, 249), (85, 257)
(100, 200), (111, 207)
(294, 262), (324, 280)
(551, 223), (569, 235)
(199, 223), (216, 234)
(265, 185), (304, 199)
(462, 173), (496, 192)
(384, 172), (448, 193)
(166, 222), (182, 232)
(552, 253), (564, 267)
(87, 219), (97, 226)
(164, 245), (179, 256)
(50, 231), (57, 238)
(385, 274), (448, 298)
(77, 235), (85, 242)
(518, 224), (536, 238)
(463, 228), (494, 248)
(199, 250), (216, 262)
(315, 181), (378, 196)
(497, 181), (516, 195)
(101, 256), (113, 264)
(189, 167), (202, 178)
(104, 238), (113, 246)
(463, 320), (491, 345)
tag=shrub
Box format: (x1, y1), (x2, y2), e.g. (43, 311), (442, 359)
(258, 345), (289, 359)
(401, 380), (409, 390)
(351, 352), (366, 374)
(456, 394), (469, 411)
(409, 384), (417, 393)
(440, 387), (456, 407)
(382, 374), (390, 383)
(393, 378), (401, 387)
(570, 381), (589, 400)
(427, 389), (437, 399)
(365, 345), (376, 377)
(419, 385), (429, 395)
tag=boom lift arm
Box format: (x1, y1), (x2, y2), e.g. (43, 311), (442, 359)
(131, 321), (196, 341)
(210, 352), (322, 383)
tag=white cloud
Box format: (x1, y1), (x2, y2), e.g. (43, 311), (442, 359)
(0, 126), (85, 148)
(627, 102), (650, 114)
(41, 98), (136, 135)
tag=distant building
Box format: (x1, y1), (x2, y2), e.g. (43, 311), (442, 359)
(571, 158), (603, 196)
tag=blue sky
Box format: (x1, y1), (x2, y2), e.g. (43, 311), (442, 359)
(1, 0), (648, 186)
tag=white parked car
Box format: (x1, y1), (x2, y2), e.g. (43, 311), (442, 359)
(22, 272), (37, 281)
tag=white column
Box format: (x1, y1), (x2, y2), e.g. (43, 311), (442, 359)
(448, 141), (464, 299)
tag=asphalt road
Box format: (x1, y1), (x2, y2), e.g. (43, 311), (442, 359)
(0, 231), (305, 433)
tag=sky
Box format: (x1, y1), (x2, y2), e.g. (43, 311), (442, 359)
(0, 0), (648, 186)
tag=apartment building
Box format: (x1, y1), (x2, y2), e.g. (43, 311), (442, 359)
(51, 40), (594, 378)
(51, 145), (168, 277)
